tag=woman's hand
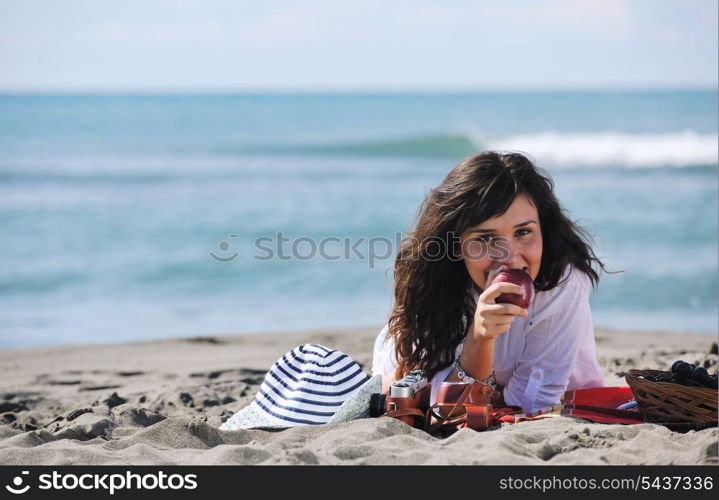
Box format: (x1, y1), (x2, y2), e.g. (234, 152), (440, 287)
(472, 281), (529, 341)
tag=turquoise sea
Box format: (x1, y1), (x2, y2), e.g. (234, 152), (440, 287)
(0, 91), (717, 348)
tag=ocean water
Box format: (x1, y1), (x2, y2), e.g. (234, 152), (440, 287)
(0, 91), (717, 348)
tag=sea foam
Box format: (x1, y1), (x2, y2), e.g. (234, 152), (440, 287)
(487, 130), (718, 168)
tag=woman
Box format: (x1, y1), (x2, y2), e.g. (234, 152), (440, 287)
(372, 151), (609, 413)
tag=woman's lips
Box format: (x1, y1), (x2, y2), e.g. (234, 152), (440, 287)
(484, 264), (509, 284)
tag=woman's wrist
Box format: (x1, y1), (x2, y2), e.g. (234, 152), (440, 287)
(454, 357), (496, 385)
(458, 335), (495, 380)
(463, 333), (494, 348)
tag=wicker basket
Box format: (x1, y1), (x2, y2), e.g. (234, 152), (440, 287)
(625, 369), (718, 424)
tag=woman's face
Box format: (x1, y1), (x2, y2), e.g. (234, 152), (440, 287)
(460, 193), (543, 291)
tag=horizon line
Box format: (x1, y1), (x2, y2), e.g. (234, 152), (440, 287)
(0, 84), (716, 96)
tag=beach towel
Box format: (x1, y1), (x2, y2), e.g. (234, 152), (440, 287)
(496, 386), (644, 425)
(490, 386), (716, 431)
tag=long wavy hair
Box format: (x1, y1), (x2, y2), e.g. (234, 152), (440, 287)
(387, 151), (610, 380)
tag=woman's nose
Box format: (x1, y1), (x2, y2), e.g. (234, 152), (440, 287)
(495, 238), (526, 269)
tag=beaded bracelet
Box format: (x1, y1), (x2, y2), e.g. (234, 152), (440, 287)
(454, 358), (496, 386)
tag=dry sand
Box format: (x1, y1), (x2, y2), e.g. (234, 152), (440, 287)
(0, 327), (717, 465)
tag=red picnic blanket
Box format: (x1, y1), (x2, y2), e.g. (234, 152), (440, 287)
(489, 386), (715, 430)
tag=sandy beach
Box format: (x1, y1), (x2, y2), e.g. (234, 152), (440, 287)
(0, 326), (716, 465)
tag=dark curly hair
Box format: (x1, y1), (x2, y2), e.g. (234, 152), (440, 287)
(387, 151), (610, 380)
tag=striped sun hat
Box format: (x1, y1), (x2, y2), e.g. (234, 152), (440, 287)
(219, 344), (369, 430)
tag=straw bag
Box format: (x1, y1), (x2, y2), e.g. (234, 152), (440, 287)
(625, 369), (718, 424)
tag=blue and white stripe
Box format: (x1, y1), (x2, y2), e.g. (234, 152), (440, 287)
(224, 344), (369, 429)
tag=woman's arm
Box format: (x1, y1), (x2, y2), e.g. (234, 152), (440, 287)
(371, 324), (399, 392)
(449, 280), (528, 382)
(445, 335), (495, 382)
(501, 269), (592, 412)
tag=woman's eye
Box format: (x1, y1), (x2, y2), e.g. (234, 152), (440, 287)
(474, 230), (530, 243)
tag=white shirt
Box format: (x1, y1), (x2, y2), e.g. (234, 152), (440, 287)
(371, 265), (605, 412)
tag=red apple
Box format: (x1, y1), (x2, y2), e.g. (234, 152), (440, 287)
(489, 268), (535, 309)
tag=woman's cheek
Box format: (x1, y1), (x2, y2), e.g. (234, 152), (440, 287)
(527, 237), (543, 279)
(465, 259), (490, 289)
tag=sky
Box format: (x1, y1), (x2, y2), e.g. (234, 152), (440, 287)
(1, 0), (717, 92)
